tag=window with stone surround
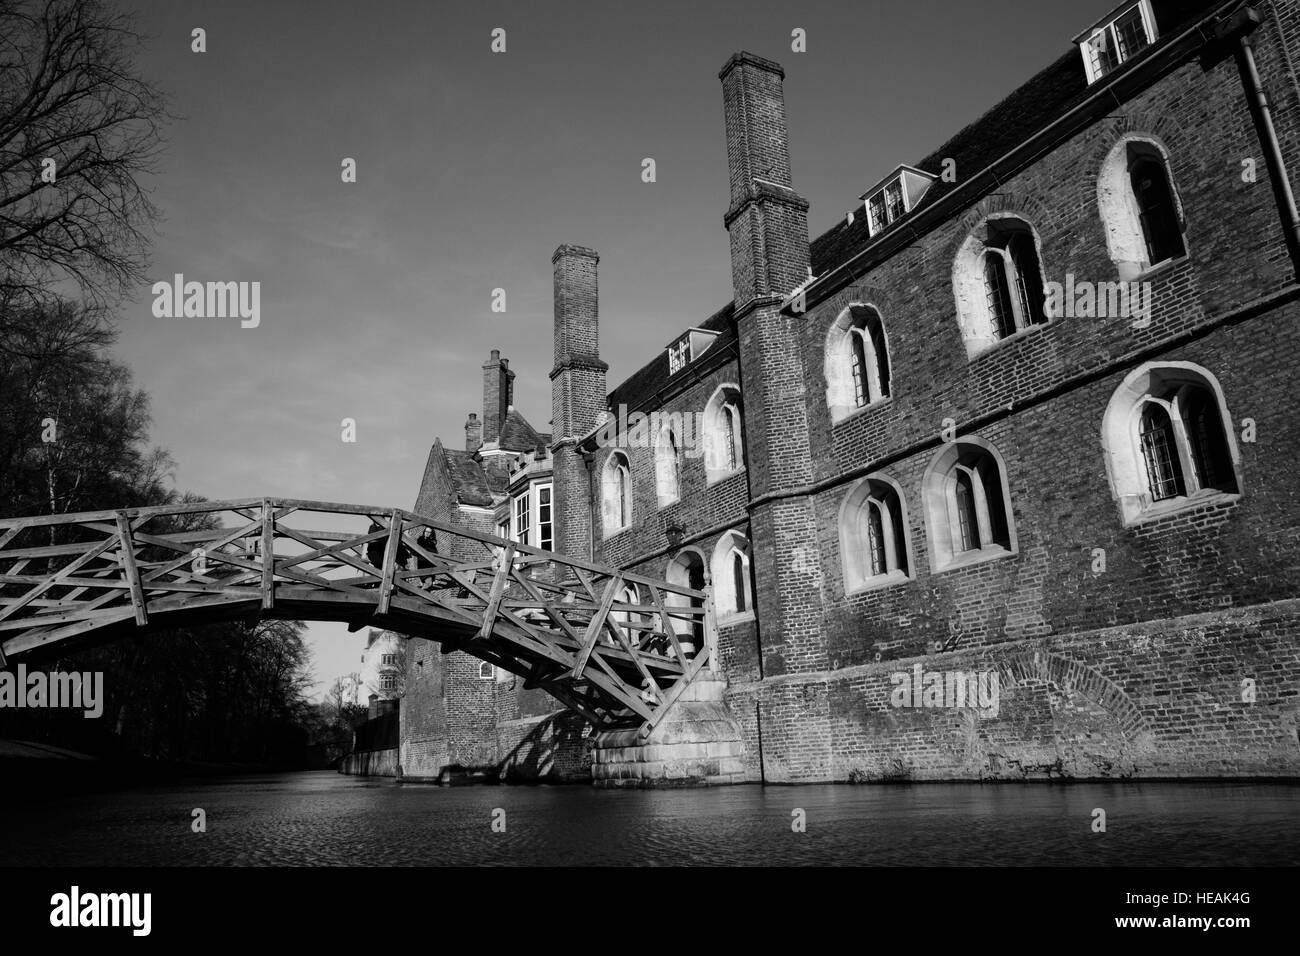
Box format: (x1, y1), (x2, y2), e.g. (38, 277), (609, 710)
(654, 420), (682, 506)
(611, 583), (642, 646)
(826, 304), (891, 421)
(953, 216), (1048, 358)
(840, 475), (912, 591)
(601, 451), (632, 535)
(1098, 135), (1186, 280)
(703, 384), (745, 483)
(665, 548), (708, 660)
(1101, 362), (1240, 525)
(922, 437), (1017, 572)
(711, 530), (753, 622)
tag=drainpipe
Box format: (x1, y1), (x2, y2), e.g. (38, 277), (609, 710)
(582, 450), (596, 562)
(1226, 7), (1300, 277)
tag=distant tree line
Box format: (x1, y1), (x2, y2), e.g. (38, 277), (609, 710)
(0, 0), (367, 769)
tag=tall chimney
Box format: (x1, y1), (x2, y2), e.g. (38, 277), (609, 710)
(465, 412), (482, 451)
(719, 53), (825, 680)
(481, 350), (514, 444)
(719, 52), (810, 311)
(550, 244), (607, 560)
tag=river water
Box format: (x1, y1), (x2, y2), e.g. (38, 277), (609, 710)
(2, 772), (1297, 866)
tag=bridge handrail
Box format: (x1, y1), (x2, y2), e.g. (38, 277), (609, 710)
(0, 496), (708, 600)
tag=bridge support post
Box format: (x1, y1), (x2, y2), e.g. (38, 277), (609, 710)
(260, 500), (275, 611)
(590, 677), (747, 787)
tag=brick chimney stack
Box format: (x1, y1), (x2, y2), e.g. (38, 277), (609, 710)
(465, 412), (482, 451)
(719, 51), (812, 497)
(719, 52), (825, 675)
(719, 52), (811, 312)
(481, 349), (514, 445)
(550, 244), (608, 560)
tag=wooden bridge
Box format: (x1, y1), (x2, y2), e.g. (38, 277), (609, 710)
(0, 498), (714, 738)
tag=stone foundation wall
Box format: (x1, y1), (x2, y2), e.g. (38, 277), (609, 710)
(496, 710), (594, 782)
(338, 748), (399, 777)
(725, 600), (1300, 782)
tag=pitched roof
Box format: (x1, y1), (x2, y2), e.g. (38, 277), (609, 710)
(587, 0), (1231, 415)
(497, 407), (550, 452)
(809, 0), (1228, 276)
(442, 446), (493, 507)
(606, 301), (736, 411)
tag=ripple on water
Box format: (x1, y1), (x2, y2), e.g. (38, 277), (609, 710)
(3, 773), (1297, 866)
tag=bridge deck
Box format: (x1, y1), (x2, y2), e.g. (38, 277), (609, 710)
(0, 498), (715, 737)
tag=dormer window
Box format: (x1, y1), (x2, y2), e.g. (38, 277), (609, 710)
(666, 328), (721, 376)
(1076, 1), (1157, 84)
(860, 166), (936, 237)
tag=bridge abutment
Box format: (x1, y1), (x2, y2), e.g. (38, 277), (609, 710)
(591, 677), (747, 787)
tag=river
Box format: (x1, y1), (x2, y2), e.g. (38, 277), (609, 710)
(2, 772), (1297, 866)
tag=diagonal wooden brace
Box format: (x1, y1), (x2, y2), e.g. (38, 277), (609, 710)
(571, 573), (622, 679)
(376, 509), (403, 615)
(477, 542), (516, 640)
(115, 512), (147, 626)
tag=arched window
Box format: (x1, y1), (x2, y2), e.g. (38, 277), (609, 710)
(1098, 136), (1186, 279)
(1008, 231), (1046, 327)
(953, 217), (1048, 358)
(601, 451), (632, 535)
(922, 437), (1017, 571)
(825, 305), (892, 420)
(665, 549), (708, 658)
(1102, 362), (1240, 524)
(654, 420), (682, 506)
(704, 384), (745, 483)
(711, 531), (753, 621)
(840, 475), (911, 591)
(610, 583), (641, 647)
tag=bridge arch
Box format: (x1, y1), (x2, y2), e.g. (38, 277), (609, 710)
(0, 498), (713, 738)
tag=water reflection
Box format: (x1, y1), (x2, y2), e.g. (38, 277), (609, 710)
(2, 772), (1296, 866)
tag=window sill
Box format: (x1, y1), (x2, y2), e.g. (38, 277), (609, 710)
(968, 320), (1050, 362)
(933, 544), (1015, 574)
(1122, 488), (1240, 527)
(602, 524), (633, 540)
(657, 497), (681, 510)
(830, 396), (893, 427)
(717, 610), (756, 626)
(706, 466), (746, 487)
(845, 569), (912, 594)
(1131, 253), (1189, 283)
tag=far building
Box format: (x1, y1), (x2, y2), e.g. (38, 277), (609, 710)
(358, 629), (404, 719)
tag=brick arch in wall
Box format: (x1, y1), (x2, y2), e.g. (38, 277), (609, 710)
(996, 649), (1151, 741)
(948, 192), (1054, 256)
(816, 283), (904, 408)
(1082, 110), (1194, 171)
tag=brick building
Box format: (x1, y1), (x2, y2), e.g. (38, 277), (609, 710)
(400, 0), (1300, 783)
(358, 629), (402, 718)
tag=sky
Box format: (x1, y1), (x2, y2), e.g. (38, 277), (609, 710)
(110, 0), (1118, 695)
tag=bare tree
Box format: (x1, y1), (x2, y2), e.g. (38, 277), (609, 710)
(0, 297), (173, 521)
(0, 0), (168, 310)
